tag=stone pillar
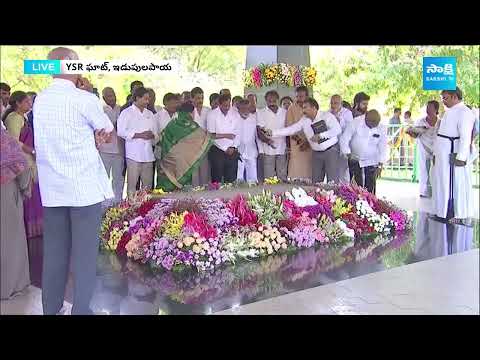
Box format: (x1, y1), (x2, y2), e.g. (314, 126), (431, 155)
(244, 46), (311, 108)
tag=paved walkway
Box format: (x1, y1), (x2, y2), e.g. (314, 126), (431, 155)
(215, 249), (479, 315)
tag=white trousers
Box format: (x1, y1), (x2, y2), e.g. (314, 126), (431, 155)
(100, 152), (125, 204)
(237, 158), (258, 182)
(126, 159), (153, 197)
(417, 142), (432, 197)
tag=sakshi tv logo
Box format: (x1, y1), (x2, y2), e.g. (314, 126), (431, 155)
(423, 57), (456, 90)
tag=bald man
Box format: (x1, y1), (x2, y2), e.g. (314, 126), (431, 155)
(34, 47), (114, 315)
(339, 110), (388, 194)
(99, 87), (124, 204)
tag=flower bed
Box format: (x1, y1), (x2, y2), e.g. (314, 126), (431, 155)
(100, 183), (412, 273)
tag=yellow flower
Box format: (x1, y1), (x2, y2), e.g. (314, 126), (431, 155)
(264, 176), (280, 185)
(177, 242), (184, 249)
(281, 243), (288, 249)
(192, 244), (201, 253)
(161, 212), (186, 238)
(152, 188), (167, 195)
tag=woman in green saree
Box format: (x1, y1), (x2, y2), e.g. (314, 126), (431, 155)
(156, 102), (214, 191)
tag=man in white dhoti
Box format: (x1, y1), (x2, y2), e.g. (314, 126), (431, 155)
(406, 100), (439, 198)
(431, 87), (476, 223)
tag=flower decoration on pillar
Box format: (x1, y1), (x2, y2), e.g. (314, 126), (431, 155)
(244, 63), (317, 88)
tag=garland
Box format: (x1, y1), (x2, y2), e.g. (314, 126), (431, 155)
(244, 63), (317, 88)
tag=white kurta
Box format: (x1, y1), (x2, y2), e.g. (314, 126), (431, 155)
(431, 102), (475, 219)
(414, 117), (437, 196)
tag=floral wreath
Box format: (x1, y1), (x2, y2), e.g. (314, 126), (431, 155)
(244, 63), (317, 88)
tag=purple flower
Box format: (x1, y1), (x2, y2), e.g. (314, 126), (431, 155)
(161, 255), (175, 271)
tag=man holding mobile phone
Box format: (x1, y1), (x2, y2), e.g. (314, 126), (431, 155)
(33, 47), (114, 315)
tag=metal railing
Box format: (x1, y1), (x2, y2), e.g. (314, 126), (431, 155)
(382, 125), (479, 188)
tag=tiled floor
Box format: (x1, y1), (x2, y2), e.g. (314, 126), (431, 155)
(215, 249), (479, 315)
(0, 286), (72, 315)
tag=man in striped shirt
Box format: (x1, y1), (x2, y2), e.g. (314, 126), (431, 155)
(34, 47), (114, 315)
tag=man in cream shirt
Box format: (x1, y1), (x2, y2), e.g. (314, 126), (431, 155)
(117, 87), (159, 197)
(270, 97), (341, 184)
(99, 87), (124, 204)
(340, 109), (388, 194)
(256, 90), (288, 181)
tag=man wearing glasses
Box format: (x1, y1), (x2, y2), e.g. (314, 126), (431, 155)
(431, 87), (476, 224)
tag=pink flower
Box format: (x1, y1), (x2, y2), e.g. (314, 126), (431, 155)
(389, 211), (407, 232)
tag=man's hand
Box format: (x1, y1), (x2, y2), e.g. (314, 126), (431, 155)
(226, 147), (235, 156)
(95, 129), (112, 148)
(310, 134), (321, 143)
(376, 164), (383, 178)
(142, 130), (155, 140)
(406, 128), (418, 138)
(449, 153), (466, 167)
(134, 131), (155, 140)
(76, 76), (94, 93)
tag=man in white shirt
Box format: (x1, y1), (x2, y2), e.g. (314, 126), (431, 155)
(247, 93), (263, 181)
(117, 87), (159, 197)
(146, 88), (162, 114)
(340, 109), (388, 194)
(236, 99), (258, 182)
(191, 87), (211, 186)
(281, 96), (293, 111)
(406, 100), (439, 198)
(432, 87), (476, 223)
(99, 87), (124, 204)
(209, 93), (220, 110)
(232, 96), (243, 111)
(330, 94), (354, 183)
(257, 90), (288, 181)
(120, 80), (144, 114)
(271, 97), (342, 184)
(207, 94), (241, 183)
(33, 47), (114, 315)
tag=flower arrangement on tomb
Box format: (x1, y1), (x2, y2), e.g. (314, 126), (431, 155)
(100, 181), (412, 273)
(244, 63), (317, 88)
